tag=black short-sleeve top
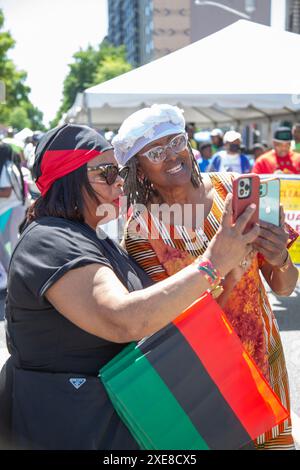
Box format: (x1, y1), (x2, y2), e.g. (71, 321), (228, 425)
(6, 217), (152, 375)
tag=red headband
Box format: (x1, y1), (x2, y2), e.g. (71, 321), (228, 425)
(36, 148), (103, 196)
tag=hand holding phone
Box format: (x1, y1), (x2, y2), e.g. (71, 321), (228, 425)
(232, 174), (260, 233)
(259, 178), (280, 227)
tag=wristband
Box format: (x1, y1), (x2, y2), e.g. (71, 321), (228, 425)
(195, 258), (222, 290)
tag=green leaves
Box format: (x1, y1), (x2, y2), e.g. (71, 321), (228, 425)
(0, 9), (45, 131)
(50, 41), (132, 127)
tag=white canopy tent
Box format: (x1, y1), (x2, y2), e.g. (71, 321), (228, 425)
(64, 20), (300, 129)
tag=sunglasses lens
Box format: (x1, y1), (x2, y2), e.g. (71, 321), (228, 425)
(119, 167), (129, 180)
(171, 134), (187, 152)
(147, 147), (165, 163)
(106, 166), (119, 185)
(143, 134), (187, 163)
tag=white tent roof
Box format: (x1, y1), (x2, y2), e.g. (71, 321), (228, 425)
(66, 20), (300, 127)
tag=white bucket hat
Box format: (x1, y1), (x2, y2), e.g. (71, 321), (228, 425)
(112, 104), (186, 166)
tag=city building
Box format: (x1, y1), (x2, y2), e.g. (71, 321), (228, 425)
(108, 0), (190, 66)
(287, 0), (300, 33)
(108, 0), (300, 66)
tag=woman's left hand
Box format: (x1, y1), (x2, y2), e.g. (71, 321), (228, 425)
(253, 206), (289, 267)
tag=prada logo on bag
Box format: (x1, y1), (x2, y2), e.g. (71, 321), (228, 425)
(69, 378), (87, 389)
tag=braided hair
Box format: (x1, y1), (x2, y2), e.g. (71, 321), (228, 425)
(123, 142), (203, 209)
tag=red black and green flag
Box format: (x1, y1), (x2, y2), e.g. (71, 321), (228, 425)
(100, 294), (288, 450)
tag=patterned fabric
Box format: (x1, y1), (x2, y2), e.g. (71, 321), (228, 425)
(124, 172), (297, 450)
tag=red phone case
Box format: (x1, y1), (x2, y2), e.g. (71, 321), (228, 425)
(232, 174), (260, 233)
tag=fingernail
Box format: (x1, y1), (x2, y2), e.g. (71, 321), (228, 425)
(250, 204), (256, 209)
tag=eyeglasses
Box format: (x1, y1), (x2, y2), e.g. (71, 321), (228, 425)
(87, 164), (129, 185)
(139, 133), (189, 164)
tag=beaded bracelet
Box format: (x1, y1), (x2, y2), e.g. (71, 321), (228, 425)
(195, 258), (222, 290)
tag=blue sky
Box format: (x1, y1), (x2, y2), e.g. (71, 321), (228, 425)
(0, 0), (108, 125)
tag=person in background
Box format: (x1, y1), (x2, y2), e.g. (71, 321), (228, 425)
(186, 123), (198, 150)
(291, 123), (300, 153)
(210, 128), (224, 154)
(252, 127), (300, 174)
(247, 143), (267, 170)
(0, 143), (27, 320)
(0, 248), (8, 321)
(207, 130), (252, 173)
(197, 140), (212, 172)
(0, 143), (26, 252)
(104, 131), (116, 144)
(2, 128), (24, 165)
(24, 131), (44, 171)
(252, 143), (266, 161)
(262, 142), (269, 152)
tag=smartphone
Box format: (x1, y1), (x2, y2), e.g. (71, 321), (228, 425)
(259, 178), (280, 226)
(232, 174), (260, 233)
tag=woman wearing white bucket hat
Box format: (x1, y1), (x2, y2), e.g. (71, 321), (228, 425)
(113, 104), (299, 451)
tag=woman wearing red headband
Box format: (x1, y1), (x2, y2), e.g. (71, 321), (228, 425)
(0, 124), (258, 450)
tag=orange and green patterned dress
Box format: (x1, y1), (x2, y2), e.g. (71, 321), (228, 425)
(124, 172), (298, 450)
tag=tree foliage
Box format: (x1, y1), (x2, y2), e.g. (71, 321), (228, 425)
(50, 41), (132, 127)
(0, 9), (45, 131)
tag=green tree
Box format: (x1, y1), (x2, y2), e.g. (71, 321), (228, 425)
(95, 54), (131, 83)
(8, 106), (31, 130)
(50, 41), (132, 127)
(0, 9), (45, 131)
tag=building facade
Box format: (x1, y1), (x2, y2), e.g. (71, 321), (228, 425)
(108, 0), (191, 66)
(287, 0), (300, 33)
(108, 0), (140, 64)
(108, 0), (300, 66)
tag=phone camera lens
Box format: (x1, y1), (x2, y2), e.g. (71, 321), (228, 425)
(240, 181), (245, 187)
(245, 184), (250, 191)
(240, 189), (244, 196)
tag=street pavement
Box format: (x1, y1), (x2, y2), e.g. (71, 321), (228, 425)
(0, 282), (299, 448)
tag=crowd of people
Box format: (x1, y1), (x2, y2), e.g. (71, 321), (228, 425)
(189, 123), (300, 176)
(0, 107), (299, 450)
(0, 128), (45, 320)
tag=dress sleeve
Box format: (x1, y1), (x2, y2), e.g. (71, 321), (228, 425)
(124, 217), (169, 283)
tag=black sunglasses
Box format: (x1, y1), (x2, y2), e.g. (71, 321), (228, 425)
(87, 164), (129, 185)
